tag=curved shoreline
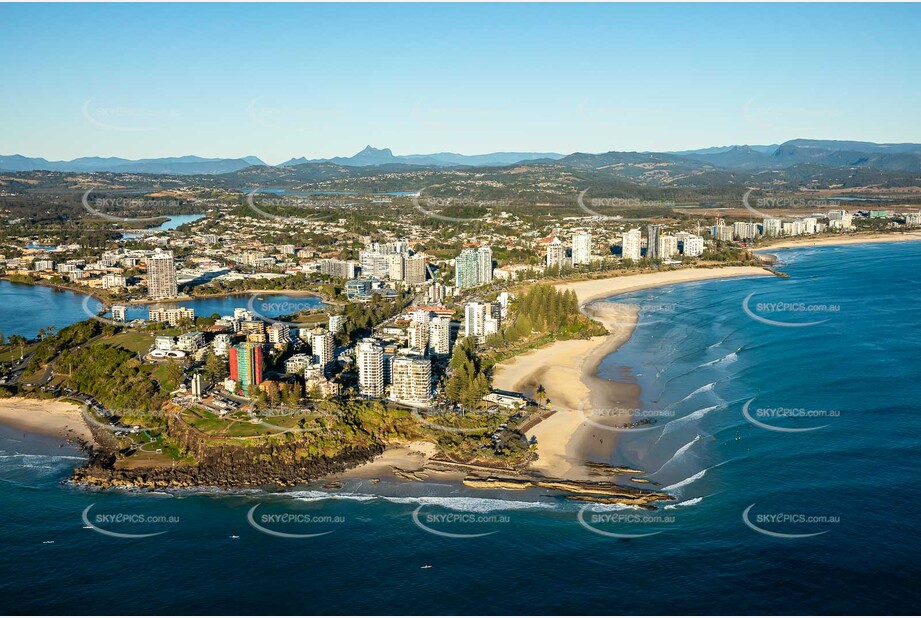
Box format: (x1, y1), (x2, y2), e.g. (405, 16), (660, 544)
(494, 266), (771, 480)
(752, 230), (921, 252)
(0, 397), (95, 445)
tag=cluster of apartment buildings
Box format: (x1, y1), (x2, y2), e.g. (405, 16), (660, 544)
(545, 231), (594, 267)
(454, 245), (494, 289)
(354, 305), (457, 407)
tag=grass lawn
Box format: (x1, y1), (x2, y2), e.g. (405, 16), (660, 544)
(150, 363), (182, 392)
(288, 312), (328, 326)
(105, 332), (154, 354)
(0, 343), (38, 363)
(181, 406), (319, 438)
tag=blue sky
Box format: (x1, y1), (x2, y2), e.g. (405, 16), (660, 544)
(1, 3), (919, 164)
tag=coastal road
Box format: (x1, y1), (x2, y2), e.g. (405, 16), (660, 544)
(2, 351), (36, 385)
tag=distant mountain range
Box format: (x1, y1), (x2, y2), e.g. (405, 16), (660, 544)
(4, 140), (921, 176)
(0, 147), (562, 175)
(0, 155), (265, 175)
(557, 139), (921, 175)
(278, 146), (565, 168)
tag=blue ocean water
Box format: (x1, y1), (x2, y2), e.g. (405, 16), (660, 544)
(1, 242), (918, 614)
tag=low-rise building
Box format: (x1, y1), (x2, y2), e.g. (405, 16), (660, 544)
(149, 306), (195, 326)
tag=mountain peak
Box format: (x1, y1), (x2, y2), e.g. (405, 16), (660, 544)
(359, 145), (393, 156)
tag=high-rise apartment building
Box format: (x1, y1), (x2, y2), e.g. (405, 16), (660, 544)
(682, 235), (704, 257)
(464, 302), (487, 340)
(356, 338), (384, 397)
(455, 248), (480, 289)
(657, 235), (679, 260)
(428, 316), (452, 357)
(733, 221), (758, 240)
(477, 246), (493, 285)
(147, 250), (177, 299)
(646, 225), (663, 260)
(546, 237), (565, 268)
(621, 229), (642, 261)
(571, 231), (592, 266)
(310, 328), (335, 372)
(389, 356), (433, 407)
(762, 218), (783, 237)
(403, 255), (427, 285)
(229, 341), (264, 395)
(711, 224), (734, 241)
(267, 323), (290, 345)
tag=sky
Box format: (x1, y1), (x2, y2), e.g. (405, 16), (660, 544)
(1, 3), (920, 164)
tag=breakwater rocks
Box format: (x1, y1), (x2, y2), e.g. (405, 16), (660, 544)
(463, 475), (674, 508)
(584, 461), (645, 476)
(72, 444), (384, 489)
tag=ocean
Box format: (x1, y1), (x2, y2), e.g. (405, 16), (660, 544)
(1, 242), (918, 615)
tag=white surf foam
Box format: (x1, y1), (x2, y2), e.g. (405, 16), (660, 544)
(697, 347), (741, 368)
(655, 404), (723, 444)
(664, 496), (704, 509)
(660, 468), (709, 493)
(286, 491), (559, 513)
(673, 381), (718, 406)
(652, 434), (702, 475)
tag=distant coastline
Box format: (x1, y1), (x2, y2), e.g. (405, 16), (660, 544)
(753, 230), (921, 252)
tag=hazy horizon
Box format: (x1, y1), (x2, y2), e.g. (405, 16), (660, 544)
(2, 3), (920, 163)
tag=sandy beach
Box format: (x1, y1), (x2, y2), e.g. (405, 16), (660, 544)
(0, 397), (94, 444)
(754, 230), (921, 252)
(494, 266), (770, 479)
(333, 440), (445, 480)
